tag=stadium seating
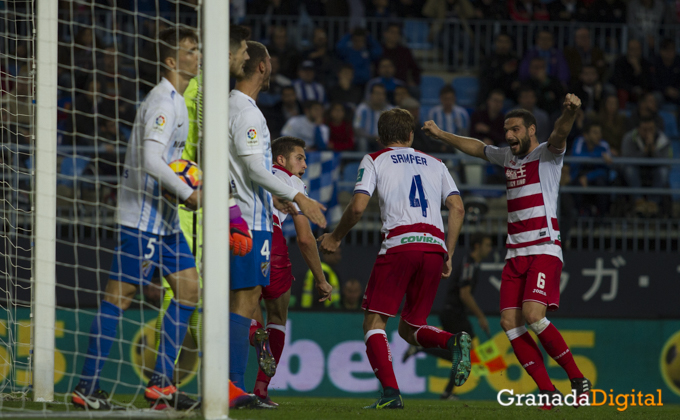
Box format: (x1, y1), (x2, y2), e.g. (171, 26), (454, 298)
(420, 75), (445, 105)
(403, 19), (432, 50)
(451, 75), (479, 109)
(659, 110), (679, 139)
(340, 161), (361, 192)
(58, 155), (90, 189)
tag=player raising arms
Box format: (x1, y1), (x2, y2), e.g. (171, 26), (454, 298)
(319, 109), (471, 409)
(248, 136), (333, 406)
(422, 94), (591, 408)
(72, 28), (201, 411)
(228, 40), (328, 393)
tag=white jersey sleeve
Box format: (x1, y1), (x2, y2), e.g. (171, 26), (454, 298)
(272, 165), (305, 225)
(440, 161), (460, 203)
(353, 154), (377, 196)
(143, 98), (177, 146)
(484, 144), (510, 166)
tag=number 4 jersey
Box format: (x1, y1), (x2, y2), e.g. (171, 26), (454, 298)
(354, 147), (460, 256)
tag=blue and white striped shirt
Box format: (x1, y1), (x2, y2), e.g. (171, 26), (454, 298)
(353, 102), (395, 137)
(427, 105), (470, 136)
(293, 79), (326, 104)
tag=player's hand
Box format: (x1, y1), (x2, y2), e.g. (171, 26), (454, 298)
(183, 190), (202, 211)
(563, 93), (581, 112)
(317, 233), (340, 254)
(315, 279), (333, 302)
(422, 120), (442, 139)
(478, 316), (490, 336)
(273, 196), (298, 215)
(295, 193), (327, 228)
(441, 257), (452, 278)
(230, 205), (253, 257)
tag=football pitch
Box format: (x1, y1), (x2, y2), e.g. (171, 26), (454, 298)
(2, 396), (679, 419)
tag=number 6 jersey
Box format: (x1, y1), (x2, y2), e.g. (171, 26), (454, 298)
(354, 147), (460, 256)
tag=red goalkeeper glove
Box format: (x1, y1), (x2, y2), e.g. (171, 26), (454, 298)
(230, 204), (252, 257)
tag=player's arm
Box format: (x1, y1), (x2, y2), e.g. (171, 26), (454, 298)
(318, 192), (370, 254)
(442, 194), (465, 277)
(459, 285), (490, 335)
(547, 93), (582, 153)
(422, 120), (488, 161)
(293, 214), (333, 302)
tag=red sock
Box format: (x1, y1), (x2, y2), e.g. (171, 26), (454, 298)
(365, 330), (399, 391)
(537, 323), (583, 380)
(509, 329), (554, 391)
(253, 323), (286, 398)
(249, 319), (263, 346)
(414, 325), (453, 349)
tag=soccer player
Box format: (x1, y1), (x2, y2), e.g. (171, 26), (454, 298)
(248, 136), (333, 406)
(72, 27), (201, 411)
(319, 109), (471, 409)
(228, 40), (327, 392)
(422, 94), (592, 408)
(403, 232), (493, 400)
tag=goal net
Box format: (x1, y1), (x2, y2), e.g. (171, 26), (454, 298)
(0, 0), (233, 416)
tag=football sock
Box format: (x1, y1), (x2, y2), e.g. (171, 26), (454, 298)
(78, 300), (123, 394)
(253, 323), (286, 398)
(249, 319), (263, 346)
(365, 329), (399, 391)
(533, 319), (583, 380)
(506, 326), (554, 391)
(189, 306), (202, 357)
(152, 299), (195, 387)
(413, 325), (453, 349)
(229, 312), (251, 390)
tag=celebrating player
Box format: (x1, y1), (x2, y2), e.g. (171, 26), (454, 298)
(319, 109), (471, 409)
(228, 40), (328, 393)
(72, 28), (201, 411)
(422, 94), (592, 408)
(248, 136), (333, 406)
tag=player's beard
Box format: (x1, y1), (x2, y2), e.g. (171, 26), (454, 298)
(511, 134), (531, 156)
(261, 71), (271, 92)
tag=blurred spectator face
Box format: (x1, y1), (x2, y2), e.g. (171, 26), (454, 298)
(536, 31), (553, 51)
(638, 120), (657, 142)
(338, 66), (354, 85)
(639, 93), (658, 115)
(529, 58), (547, 80)
(660, 43), (676, 63)
(270, 55), (280, 76)
(306, 102), (324, 123)
(518, 89), (537, 109)
(373, 0), (389, 8)
(299, 67), (316, 83)
(604, 95), (619, 115)
(575, 28), (591, 50)
(369, 85), (387, 108)
(476, 238), (493, 260)
(394, 86), (410, 106)
(383, 25), (402, 47)
(495, 34), (512, 55)
(102, 47), (116, 72)
(78, 28), (94, 47)
(584, 124), (602, 147)
(342, 279), (363, 308)
(440, 91), (456, 110)
(580, 66), (598, 86)
(487, 92), (505, 114)
(401, 98), (420, 122)
(281, 87), (297, 106)
(86, 79), (101, 101)
(351, 33), (367, 51)
(377, 58), (396, 78)
(627, 39), (642, 60)
(312, 28), (328, 49)
(272, 26), (287, 50)
(329, 103), (346, 123)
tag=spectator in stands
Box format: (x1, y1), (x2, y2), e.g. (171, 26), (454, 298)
(281, 100), (330, 151)
(610, 38), (652, 105)
(366, 0), (396, 38)
(514, 85), (550, 143)
(563, 27), (607, 85)
(380, 23), (422, 89)
(302, 27), (336, 86)
(395, 0), (423, 18)
(267, 25), (301, 79)
(597, 94), (627, 155)
(470, 90), (506, 146)
(364, 58), (405, 105)
(262, 85), (301, 139)
(571, 65), (607, 114)
(520, 31), (570, 86)
(473, 0), (508, 20)
(66, 77), (115, 152)
(400, 97), (422, 124)
(427, 86), (470, 136)
(651, 39), (680, 105)
(335, 28), (383, 87)
(627, 0), (666, 49)
(478, 33), (520, 102)
(627, 92), (663, 131)
(401, 97), (442, 153)
(354, 84), (394, 151)
(590, 0), (627, 23)
(328, 64), (363, 111)
(548, 0), (589, 21)
(326, 102), (355, 151)
(527, 57), (566, 116)
(98, 46), (136, 129)
(621, 116), (672, 216)
(2, 69), (32, 127)
(570, 121), (612, 217)
(73, 27), (103, 90)
(340, 278), (363, 311)
(257, 54), (292, 108)
(507, 0), (550, 22)
(393, 85), (413, 108)
(422, 0), (475, 43)
(293, 60), (326, 104)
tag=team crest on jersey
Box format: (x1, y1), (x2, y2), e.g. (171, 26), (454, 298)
(246, 127), (258, 146)
(260, 261), (271, 277)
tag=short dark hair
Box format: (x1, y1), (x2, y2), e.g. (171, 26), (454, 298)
(584, 120), (601, 134)
(385, 22), (402, 32)
(505, 109), (537, 131)
(369, 83), (386, 94)
(242, 40), (268, 78)
(439, 85), (455, 96)
(639, 115), (658, 127)
(158, 27), (198, 71)
(230, 25), (251, 52)
(661, 38), (675, 50)
(303, 100), (322, 110)
(351, 27), (367, 38)
(338, 63), (354, 73)
(489, 89), (505, 99)
(517, 84), (536, 97)
(377, 108), (414, 146)
(272, 136), (306, 161)
(470, 233), (491, 249)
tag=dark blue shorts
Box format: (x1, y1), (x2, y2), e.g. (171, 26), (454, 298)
(109, 226), (196, 285)
(230, 230), (271, 291)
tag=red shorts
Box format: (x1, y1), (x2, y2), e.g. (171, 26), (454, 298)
(362, 251), (445, 327)
(499, 254), (562, 312)
(262, 264), (294, 300)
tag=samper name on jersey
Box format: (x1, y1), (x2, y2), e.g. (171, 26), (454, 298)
(390, 153), (429, 165)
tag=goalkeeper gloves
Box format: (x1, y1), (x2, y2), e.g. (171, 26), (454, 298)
(230, 203), (252, 257)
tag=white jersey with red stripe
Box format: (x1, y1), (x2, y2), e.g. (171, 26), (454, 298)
(271, 165), (306, 269)
(484, 142), (564, 262)
(271, 165), (305, 228)
(354, 146), (460, 255)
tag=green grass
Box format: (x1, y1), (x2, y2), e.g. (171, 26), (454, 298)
(2, 396), (679, 419)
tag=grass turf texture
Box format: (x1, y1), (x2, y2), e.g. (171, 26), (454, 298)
(1, 396), (679, 419)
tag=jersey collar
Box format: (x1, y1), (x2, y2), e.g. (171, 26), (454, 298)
(273, 164), (294, 177)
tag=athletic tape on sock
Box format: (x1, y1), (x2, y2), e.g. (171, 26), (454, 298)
(506, 326), (529, 341)
(364, 329), (386, 342)
(266, 323), (286, 334)
(529, 318), (551, 335)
